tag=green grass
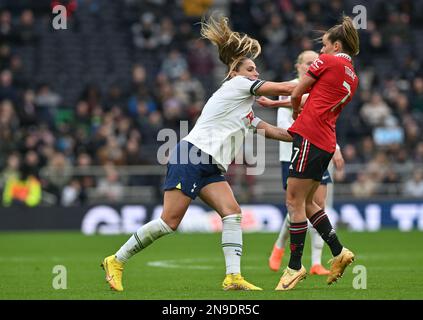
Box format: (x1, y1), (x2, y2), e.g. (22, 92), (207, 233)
(0, 230), (422, 300)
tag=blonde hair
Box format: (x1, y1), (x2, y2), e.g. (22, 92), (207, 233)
(200, 15), (261, 79)
(296, 50), (318, 65)
(326, 15), (360, 56)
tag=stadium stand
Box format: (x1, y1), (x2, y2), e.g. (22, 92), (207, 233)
(0, 0), (422, 206)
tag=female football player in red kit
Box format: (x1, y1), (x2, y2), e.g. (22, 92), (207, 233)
(276, 16), (360, 291)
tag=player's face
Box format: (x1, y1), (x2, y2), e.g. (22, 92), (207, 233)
(232, 59), (259, 80)
(297, 52), (319, 78)
(320, 34), (337, 55)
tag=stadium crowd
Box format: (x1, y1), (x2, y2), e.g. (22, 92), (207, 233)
(0, 0), (423, 206)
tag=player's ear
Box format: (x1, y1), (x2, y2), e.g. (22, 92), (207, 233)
(229, 70), (237, 78)
(334, 40), (342, 53)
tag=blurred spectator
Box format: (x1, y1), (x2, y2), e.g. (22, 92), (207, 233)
(24, 150), (41, 177)
(16, 9), (38, 45)
(173, 71), (205, 106)
(43, 152), (73, 203)
(160, 49), (188, 80)
(351, 172), (379, 198)
(2, 163), (41, 207)
(0, 70), (17, 103)
(132, 12), (160, 50)
(403, 169), (423, 198)
(0, 153), (20, 188)
(34, 84), (62, 126)
(0, 10), (13, 43)
(61, 178), (84, 206)
(360, 93), (393, 127)
(187, 39), (215, 94)
(262, 13), (288, 45)
(414, 142), (423, 163)
(74, 152), (95, 197)
(17, 89), (37, 126)
(96, 164), (124, 202)
(411, 77), (423, 112)
(158, 17), (175, 49)
(97, 136), (126, 166)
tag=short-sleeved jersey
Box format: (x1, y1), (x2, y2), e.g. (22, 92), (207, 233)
(288, 53), (359, 153)
(184, 76), (265, 172)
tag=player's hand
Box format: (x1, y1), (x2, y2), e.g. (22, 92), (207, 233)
(256, 96), (275, 108)
(292, 111), (299, 120)
(333, 148), (345, 172)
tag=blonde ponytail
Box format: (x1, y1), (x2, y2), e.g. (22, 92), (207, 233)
(200, 15), (261, 78)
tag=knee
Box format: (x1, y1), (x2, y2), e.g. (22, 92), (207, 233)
(286, 192), (301, 211)
(161, 216), (180, 231)
(220, 204), (242, 217)
(313, 196), (325, 210)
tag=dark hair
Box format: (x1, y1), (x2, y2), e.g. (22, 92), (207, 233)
(326, 16), (360, 56)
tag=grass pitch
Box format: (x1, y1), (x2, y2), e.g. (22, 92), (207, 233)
(0, 230), (422, 300)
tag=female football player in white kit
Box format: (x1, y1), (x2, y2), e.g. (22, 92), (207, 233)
(101, 15), (297, 292)
(257, 50), (345, 276)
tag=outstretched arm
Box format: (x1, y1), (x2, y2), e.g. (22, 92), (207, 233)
(256, 96), (292, 108)
(255, 81), (297, 97)
(256, 95), (309, 109)
(251, 118), (293, 142)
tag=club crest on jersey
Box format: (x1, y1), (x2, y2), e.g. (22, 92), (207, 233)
(243, 111), (255, 126)
(311, 58), (324, 70)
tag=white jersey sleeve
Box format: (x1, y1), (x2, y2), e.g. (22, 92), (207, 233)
(230, 76), (267, 97)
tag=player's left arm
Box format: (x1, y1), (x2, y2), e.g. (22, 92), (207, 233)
(251, 118), (293, 142)
(291, 76), (316, 119)
(256, 95), (309, 109)
(332, 145), (345, 172)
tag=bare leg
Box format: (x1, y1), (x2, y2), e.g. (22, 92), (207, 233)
(115, 189), (191, 263)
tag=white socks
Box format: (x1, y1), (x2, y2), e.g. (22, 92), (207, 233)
(309, 224), (324, 266)
(275, 214), (290, 249)
(115, 218), (173, 263)
(221, 214), (243, 275)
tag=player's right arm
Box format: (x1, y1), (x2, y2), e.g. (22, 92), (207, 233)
(291, 75), (316, 119)
(255, 81), (297, 97)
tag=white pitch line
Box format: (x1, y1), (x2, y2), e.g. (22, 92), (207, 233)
(146, 257), (262, 270)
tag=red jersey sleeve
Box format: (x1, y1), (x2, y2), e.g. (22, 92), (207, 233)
(306, 54), (333, 80)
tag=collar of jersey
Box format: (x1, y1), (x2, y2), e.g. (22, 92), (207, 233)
(335, 53), (352, 61)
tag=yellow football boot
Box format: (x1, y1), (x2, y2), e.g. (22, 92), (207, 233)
(222, 274), (263, 291)
(101, 255), (124, 292)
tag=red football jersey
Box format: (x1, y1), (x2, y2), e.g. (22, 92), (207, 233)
(288, 53), (359, 153)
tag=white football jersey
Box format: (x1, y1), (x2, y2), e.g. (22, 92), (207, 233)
(184, 76), (265, 172)
(277, 78), (300, 162)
